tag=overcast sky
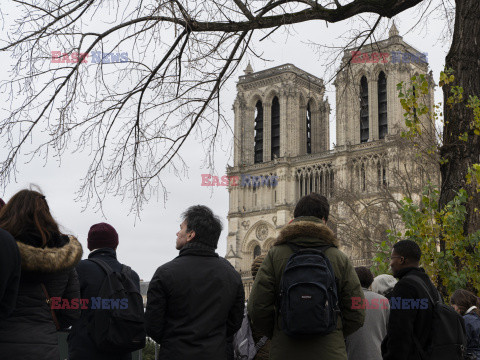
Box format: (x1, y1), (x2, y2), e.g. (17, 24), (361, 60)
(0, 2), (450, 281)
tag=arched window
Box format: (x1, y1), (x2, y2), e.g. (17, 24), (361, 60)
(360, 76), (369, 143)
(378, 72), (388, 139)
(253, 245), (261, 260)
(271, 96), (280, 159)
(254, 100), (263, 163)
(306, 102), (312, 154)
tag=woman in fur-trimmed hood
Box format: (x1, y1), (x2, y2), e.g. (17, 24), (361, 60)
(248, 193), (365, 360)
(0, 189), (82, 360)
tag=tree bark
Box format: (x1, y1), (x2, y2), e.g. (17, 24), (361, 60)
(440, 0), (480, 270)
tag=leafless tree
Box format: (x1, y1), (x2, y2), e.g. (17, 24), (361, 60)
(1, 0), (477, 225)
(330, 118), (441, 263)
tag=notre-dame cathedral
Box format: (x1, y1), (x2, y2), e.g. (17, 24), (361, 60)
(225, 24), (439, 298)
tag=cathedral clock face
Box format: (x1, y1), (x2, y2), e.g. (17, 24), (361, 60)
(256, 224), (269, 241)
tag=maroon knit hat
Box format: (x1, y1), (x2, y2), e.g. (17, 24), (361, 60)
(0, 198), (5, 210)
(87, 222), (119, 251)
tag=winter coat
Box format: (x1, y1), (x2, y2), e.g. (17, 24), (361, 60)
(464, 311), (480, 359)
(67, 247), (141, 360)
(0, 232), (82, 360)
(0, 228), (21, 320)
(145, 244), (245, 360)
(346, 288), (389, 360)
(247, 216), (366, 360)
(381, 267), (439, 360)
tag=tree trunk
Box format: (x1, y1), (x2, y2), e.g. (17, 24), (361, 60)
(441, 0), (480, 235)
(440, 0), (480, 293)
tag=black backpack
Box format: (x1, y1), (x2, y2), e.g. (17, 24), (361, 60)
(408, 276), (467, 360)
(279, 243), (339, 336)
(87, 258), (146, 353)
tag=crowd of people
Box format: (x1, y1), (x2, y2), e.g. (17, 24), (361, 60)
(0, 189), (479, 360)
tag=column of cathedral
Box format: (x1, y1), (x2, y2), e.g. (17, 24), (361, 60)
(299, 102), (307, 154)
(370, 76), (379, 141)
(280, 91), (289, 158)
(263, 103), (271, 162)
(323, 100), (330, 152)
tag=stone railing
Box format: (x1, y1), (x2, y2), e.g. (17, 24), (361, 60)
(238, 63), (324, 87)
(351, 258), (372, 267)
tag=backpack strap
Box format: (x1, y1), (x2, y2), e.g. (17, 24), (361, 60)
(88, 258), (114, 275)
(404, 274), (441, 360)
(405, 274), (441, 304)
(255, 336), (268, 352)
(40, 283), (60, 331)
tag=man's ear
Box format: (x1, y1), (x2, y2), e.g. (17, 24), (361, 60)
(186, 230), (196, 242)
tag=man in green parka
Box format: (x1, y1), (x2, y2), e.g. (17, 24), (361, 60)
(248, 193), (365, 360)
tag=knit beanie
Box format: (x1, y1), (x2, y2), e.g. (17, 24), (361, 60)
(87, 222), (119, 251)
(0, 198), (5, 210)
(251, 254), (266, 280)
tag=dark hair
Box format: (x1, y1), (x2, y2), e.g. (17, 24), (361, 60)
(393, 239), (421, 262)
(182, 205), (222, 247)
(0, 189), (60, 246)
(355, 266), (374, 288)
(294, 193), (329, 221)
(451, 289), (480, 316)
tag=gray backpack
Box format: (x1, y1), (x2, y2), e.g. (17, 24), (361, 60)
(233, 308), (268, 360)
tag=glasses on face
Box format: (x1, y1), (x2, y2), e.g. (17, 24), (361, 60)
(389, 256), (404, 261)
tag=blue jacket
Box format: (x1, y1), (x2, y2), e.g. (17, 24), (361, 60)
(464, 311), (480, 359)
(68, 247), (140, 360)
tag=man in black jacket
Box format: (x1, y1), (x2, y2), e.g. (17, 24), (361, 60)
(146, 205), (245, 360)
(68, 222), (141, 360)
(381, 239), (440, 360)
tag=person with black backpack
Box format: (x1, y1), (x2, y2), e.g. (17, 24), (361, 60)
(248, 193), (365, 360)
(68, 222), (145, 360)
(381, 239), (467, 360)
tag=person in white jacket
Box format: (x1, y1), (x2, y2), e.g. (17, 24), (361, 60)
(346, 267), (390, 360)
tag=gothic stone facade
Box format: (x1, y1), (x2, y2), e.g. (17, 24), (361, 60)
(225, 25), (438, 298)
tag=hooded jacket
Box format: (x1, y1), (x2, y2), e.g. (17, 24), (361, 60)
(247, 216), (365, 360)
(0, 232), (82, 360)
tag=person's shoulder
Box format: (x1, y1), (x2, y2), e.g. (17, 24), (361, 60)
(122, 263), (140, 282)
(365, 289), (388, 301)
(0, 227), (17, 248)
(464, 312), (480, 323)
(218, 257), (241, 276)
(323, 246), (350, 268)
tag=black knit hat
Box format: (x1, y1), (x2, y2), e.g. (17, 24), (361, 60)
(87, 222), (119, 251)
